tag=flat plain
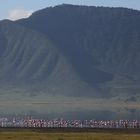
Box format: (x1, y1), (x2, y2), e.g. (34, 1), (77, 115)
(0, 128), (140, 140)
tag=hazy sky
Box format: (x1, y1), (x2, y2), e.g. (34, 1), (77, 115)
(0, 0), (140, 20)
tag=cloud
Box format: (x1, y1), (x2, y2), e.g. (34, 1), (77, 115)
(7, 8), (33, 21)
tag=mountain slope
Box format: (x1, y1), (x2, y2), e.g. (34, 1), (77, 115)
(0, 20), (58, 82)
(17, 4), (140, 97)
(0, 20), (100, 97)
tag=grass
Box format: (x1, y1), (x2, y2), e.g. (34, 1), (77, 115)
(0, 131), (140, 140)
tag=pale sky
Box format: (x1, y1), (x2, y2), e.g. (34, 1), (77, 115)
(0, 0), (140, 20)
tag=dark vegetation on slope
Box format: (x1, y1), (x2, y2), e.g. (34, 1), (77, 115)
(17, 5), (140, 78)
